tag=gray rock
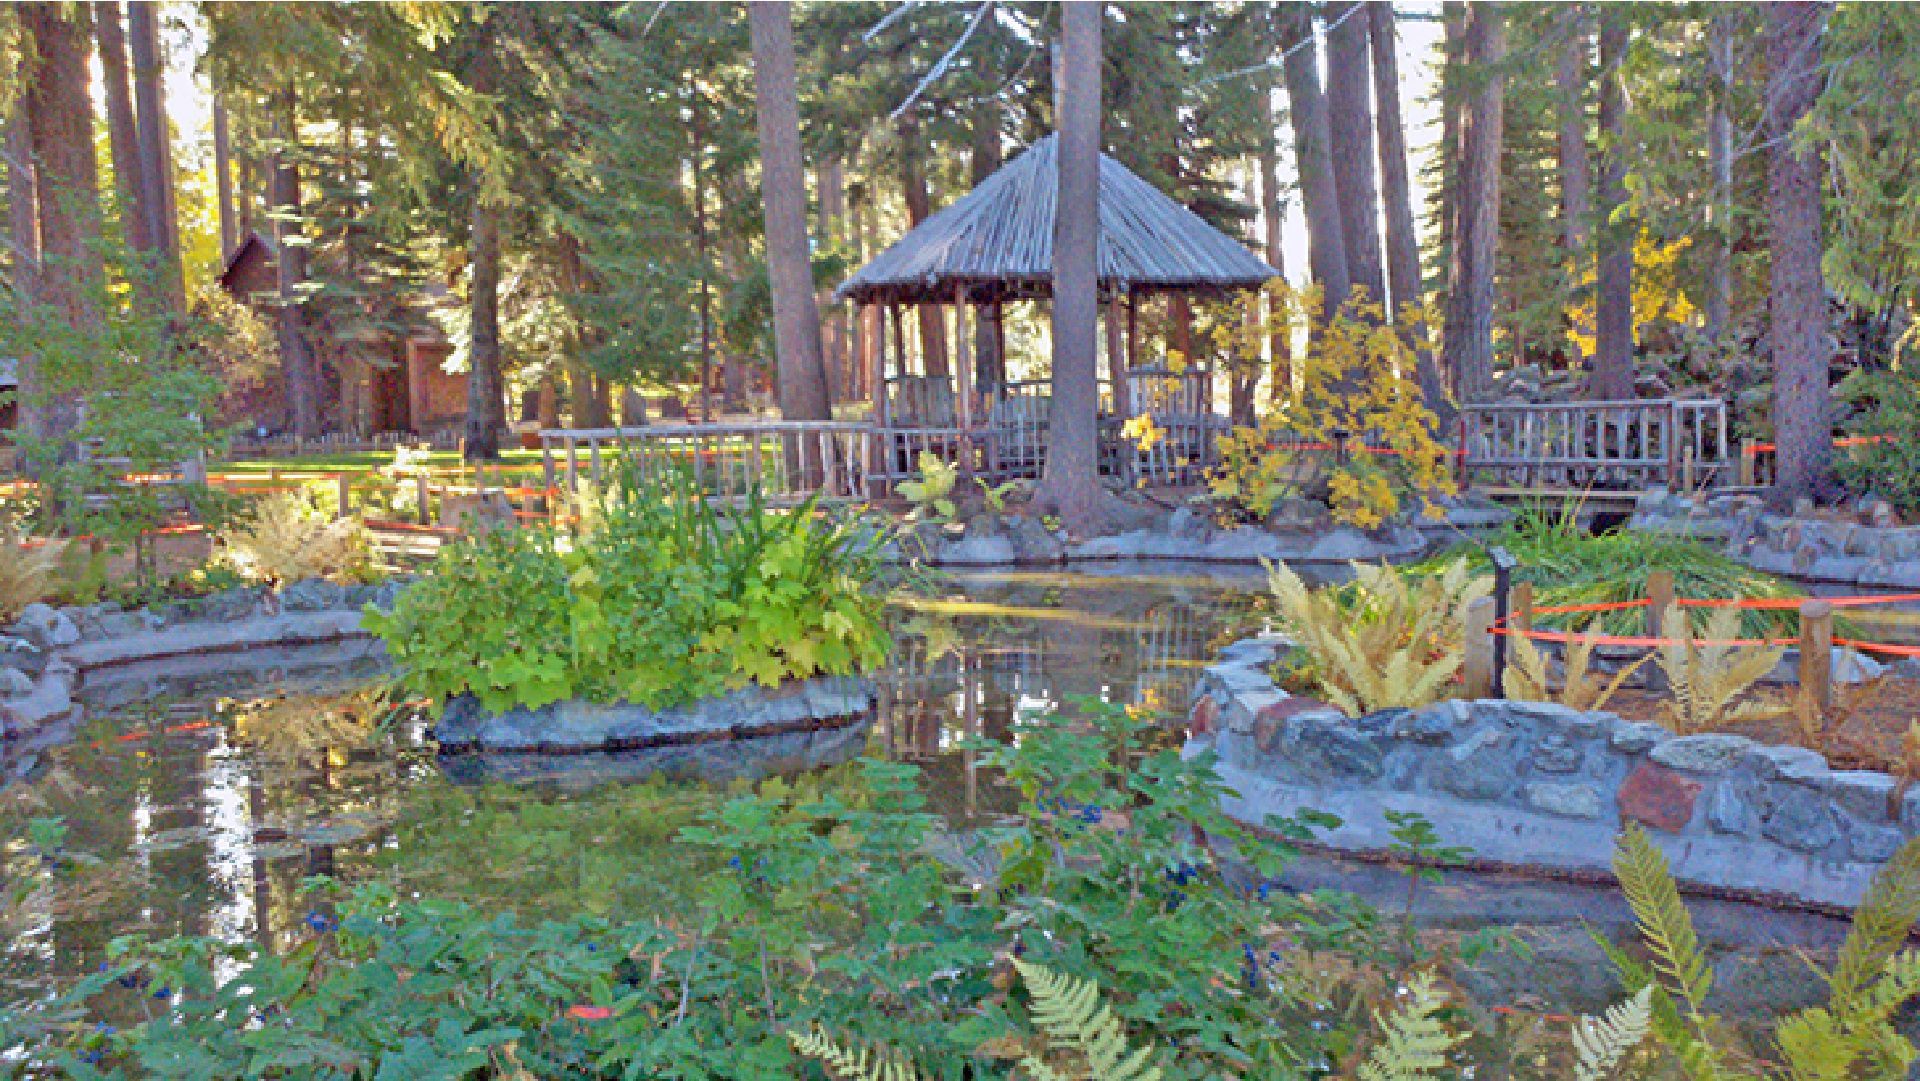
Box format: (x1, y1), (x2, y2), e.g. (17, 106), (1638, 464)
(1761, 785), (1839, 853)
(1829, 771), (1898, 823)
(1504, 700), (1602, 734)
(1526, 782), (1603, 820)
(938, 532), (1017, 565)
(1281, 712), (1385, 781)
(1833, 648), (1885, 685)
(1430, 727), (1515, 801)
(11, 602), (79, 650)
(1744, 745), (1829, 786)
(1529, 731), (1584, 775)
(1610, 721), (1668, 754)
(1708, 781), (1758, 836)
(280, 578), (347, 613)
(1843, 816), (1906, 862)
(1392, 707), (1456, 746)
(1006, 515), (1065, 564)
(1164, 506), (1209, 540)
(1651, 733), (1757, 773)
(0, 667), (33, 699)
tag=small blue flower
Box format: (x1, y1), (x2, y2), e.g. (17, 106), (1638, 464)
(303, 911), (337, 933)
(152, 987), (171, 1000)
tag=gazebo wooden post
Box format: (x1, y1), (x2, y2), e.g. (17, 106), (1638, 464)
(1105, 290), (1131, 420)
(864, 302), (886, 495)
(953, 282), (975, 479)
(876, 303), (897, 496)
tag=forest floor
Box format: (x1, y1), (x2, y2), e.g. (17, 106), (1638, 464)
(1599, 675), (1920, 777)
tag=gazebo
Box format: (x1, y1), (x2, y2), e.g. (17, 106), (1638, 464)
(836, 134), (1278, 487)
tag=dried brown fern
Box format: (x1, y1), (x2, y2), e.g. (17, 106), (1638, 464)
(1654, 603), (1790, 735)
(0, 530), (66, 621)
(1506, 628), (1650, 714)
(219, 492), (376, 586)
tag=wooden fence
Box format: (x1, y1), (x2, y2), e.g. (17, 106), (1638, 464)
(539, 423), (872, 504)
(1458, 398), (1731, 491)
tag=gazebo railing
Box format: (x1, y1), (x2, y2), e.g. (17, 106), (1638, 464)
(540, 423), (872, 505)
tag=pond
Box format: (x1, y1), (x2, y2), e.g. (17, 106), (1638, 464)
(0, 562), (1888, 1042)
(0, 564), (1270, 1013)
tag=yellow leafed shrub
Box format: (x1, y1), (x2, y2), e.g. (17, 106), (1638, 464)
(0, 531), (66, 620)
(1206, 283), (1455, 529)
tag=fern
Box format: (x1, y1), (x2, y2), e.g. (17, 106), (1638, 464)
(1266, 558), (1490, 715)
(0, 530), (65, 620)
(1613, 826), (1733, 1081)
(1573, 986), (1653, 1081)
(789, 1029), (924, 1081)
(1654, 604), (1789, 735)
(1828, 836), (1920, 1012)
(220, 492), (377, 586)
(1356, 970), (1458, 1081)
(1506, 627), (1649, 713)
(1014, 959), (1162, 1081)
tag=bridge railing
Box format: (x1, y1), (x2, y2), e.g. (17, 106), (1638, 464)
(1458, 398), (1730, 491)
(539, 422), (873, 505)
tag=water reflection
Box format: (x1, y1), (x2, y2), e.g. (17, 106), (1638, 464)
(0, 567), (1266, 1009)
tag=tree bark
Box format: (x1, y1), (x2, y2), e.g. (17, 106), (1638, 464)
(1279, 2), (1350, 310)
(19, 2), (103, 454)
(213, 93), (235, 259)
(1766, 2), (1835, 508)
(7, 102), (37, 292)
(271, 86), (319, 440)
(1039, 9), (1104, 537)
(127, 0), (180, 312)
(971, 101), (1003, 393)
(1258, 76), (1291, 407)
(1369, 0), (1442, 420)
(747, 2), (831, 423)
(898, 118), (949, 380)
(819, 154), (847, 402)
(1556, 5), (1591, 257)
(1435, 2), (1465, 273)
(1442, 1), (1504, 404)
(1591, 10), (1634, 400)
(1705, 12), (1734, 340)
(1325, 1), (1384, 310)
(94, 2), (150, 261)
(464, 190), (506, 459)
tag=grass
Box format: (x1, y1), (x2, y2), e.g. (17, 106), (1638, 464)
(210, 448), (548, 478)
(1429, 505), (1812, 639)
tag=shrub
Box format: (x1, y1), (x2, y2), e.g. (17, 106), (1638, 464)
(217, 491), (378, 586)
(1837, 366), (1920, 516)
(0, 530), (66, 620)
(365, 468), (891, 713)
(1206, 284), (1455, 529)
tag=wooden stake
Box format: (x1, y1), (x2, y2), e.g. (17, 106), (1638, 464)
(337, 473), (351, 519)
(1800, 599), (1833, 712)
(1463, 596), (1494, 698)
(1645, 570), (1675, 694)
(1510, 581), (1533, 636)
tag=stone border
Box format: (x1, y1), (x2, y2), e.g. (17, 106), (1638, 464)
(1632, 489), (1920, 590)
(894, 501), (1508, 568)
(1187, 636), (1914, 911)
(0, 578), (407, 744)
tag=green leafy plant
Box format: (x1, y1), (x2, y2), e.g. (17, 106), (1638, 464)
(366, 467), (891, 713)
(1836, 366), (1920, 516)
(1265, 557), (1491, 715)
(896, 450), (958, 521)
(1608, 825), (1920, 1080)
(217, 490), (379, 587)
(1357, 970), (1459, 1081)
(1652, 603), (1790, 735)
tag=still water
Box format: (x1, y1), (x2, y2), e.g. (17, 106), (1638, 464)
(0, 565), (1270, 1010)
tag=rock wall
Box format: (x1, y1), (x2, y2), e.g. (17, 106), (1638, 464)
(1188, 636), (1915, 911)
(1633, 489), (1920, 590)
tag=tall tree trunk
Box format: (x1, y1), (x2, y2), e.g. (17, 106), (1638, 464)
(1258, 75), (1291, 407)
(1039, 10), (1104, 537)
(1705, 12), (1734, 340)
(464, 191), (505, 459)
(555, 230), (609, 430)
(747, 1), (831, 423)
(1555, 6), (1591, 256)
(1279, 2), (1349, 310)
(1442, 1), (1504, 404)
(1591, 10), (1634, 400)
(1435, 2), (1464, 275)
(127, 0), (179, 312)
(94, 2), (150, 261)
(971, 102), (1003, 392)
(1765, 2), (1835, 508)
(213, 93), (235, 259)
(19, 2), (102, 457)
(1325, 1), (1384, 310)
(1369, 0), (1442, 419)
(271, 86), (319, 440)
(693, 128), (714, 422)
(820, 154), (847, 403)
(7, 102), (37, 292)
(898, 119), (949, 379)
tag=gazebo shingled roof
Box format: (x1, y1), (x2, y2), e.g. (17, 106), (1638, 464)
(835, 135), (1279, 307)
